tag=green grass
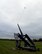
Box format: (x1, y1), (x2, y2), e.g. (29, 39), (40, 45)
(0, 40), (42, 54)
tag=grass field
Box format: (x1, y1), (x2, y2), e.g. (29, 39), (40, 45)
(0, 40), (42, 54)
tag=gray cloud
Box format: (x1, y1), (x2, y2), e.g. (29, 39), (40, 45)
(0, 0), (42, 39)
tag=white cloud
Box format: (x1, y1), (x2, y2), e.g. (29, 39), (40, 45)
(0, 0), (42, 38)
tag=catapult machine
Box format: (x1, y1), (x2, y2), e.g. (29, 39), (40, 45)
(14, 24), (39, 51)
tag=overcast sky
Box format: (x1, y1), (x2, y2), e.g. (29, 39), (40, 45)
(0, 0), (42, 39)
